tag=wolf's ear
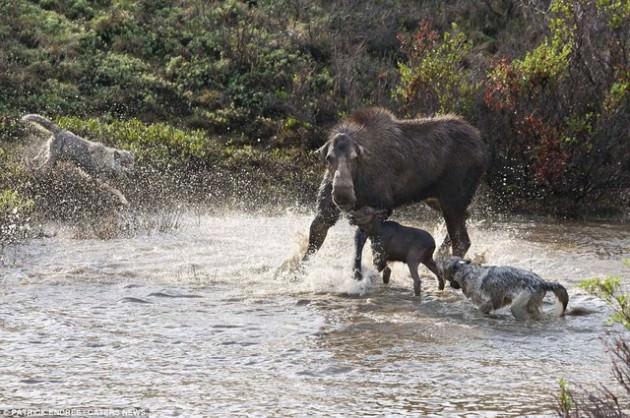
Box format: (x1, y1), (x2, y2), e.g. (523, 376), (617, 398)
(453, 258), (470, 270)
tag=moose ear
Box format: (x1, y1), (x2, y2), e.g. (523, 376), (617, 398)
(316, 141), (330, 162)
(362, 206), (378, 215)
(350, 143), (365, 159)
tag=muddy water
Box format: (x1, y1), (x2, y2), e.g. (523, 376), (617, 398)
(1, 211), (628, 416)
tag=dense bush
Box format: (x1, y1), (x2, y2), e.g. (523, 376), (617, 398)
(0, 0), (628, 217)
(396, 20), (475, 115)
(0, 188), (34, 246)
(481, 0), (630, 213)
(393, 0), (629, 214)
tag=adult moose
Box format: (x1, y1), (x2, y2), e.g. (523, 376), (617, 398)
(303, 107), (488, 280)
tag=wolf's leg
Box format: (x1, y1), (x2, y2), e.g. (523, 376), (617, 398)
(33, 145), (46, 164)
(510, 290), (531, 320)
(73, 166), (129, 206)
(526, 290), (545, 319)
(35, 139), (55, 171)
(479, 301), (494, 315)
(98, 180), (129, 206)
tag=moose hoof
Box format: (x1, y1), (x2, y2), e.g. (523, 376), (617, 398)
(353, 269), (363, 281)
(414, 283), (422, 296)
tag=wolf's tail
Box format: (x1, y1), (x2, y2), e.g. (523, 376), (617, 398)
(21, 114), (62, 134)
(544, 282), (569, 315)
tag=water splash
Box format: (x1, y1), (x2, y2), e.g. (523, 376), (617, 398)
(1, 210), (628, 415)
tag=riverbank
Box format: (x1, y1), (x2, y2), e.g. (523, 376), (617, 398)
(1, 0), (627, 237)
(1, 126), (629, 245)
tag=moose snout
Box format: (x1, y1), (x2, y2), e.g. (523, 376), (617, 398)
(332, 185), (356, 211)
(330, 158), (356, 211)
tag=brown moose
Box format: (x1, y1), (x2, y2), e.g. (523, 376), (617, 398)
(303, 107), (488, 280)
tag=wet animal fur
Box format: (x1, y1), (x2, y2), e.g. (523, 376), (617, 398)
(303, 108), (488, 278)
(22, 114), (134, 206)
(305, 107), (488, 275)
(439, 257), (569, 319)
(327, 108), (487, 214)
(350, 206), (443, 295)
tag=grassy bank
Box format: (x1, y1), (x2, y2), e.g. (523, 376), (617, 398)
(0, 0), (628, 238)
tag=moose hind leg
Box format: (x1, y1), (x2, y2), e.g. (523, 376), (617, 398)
(442, 206), (471, 258)
(422, 251), (444, 290)
(426, 198), (452, 257)
(382, 266), (391, 284)
(437, 235), (452, 257)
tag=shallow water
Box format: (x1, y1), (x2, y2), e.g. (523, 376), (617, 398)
(1, 211), (629, 416)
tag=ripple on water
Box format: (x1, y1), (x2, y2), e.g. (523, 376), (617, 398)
(0, 212), (626, 415)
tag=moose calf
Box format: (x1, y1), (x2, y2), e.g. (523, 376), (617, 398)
(349, 206), (444, 296)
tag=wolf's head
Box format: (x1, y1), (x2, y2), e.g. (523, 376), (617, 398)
(113, 149), (135, 173)
(437, 256), (471, 290)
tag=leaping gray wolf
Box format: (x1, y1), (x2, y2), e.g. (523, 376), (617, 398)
(439, 256), (569, 319)
(21, 114), (134, 206)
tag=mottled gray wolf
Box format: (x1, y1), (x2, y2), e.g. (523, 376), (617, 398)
(21, 114), (134, 206)
(439, 256), (569, 319)
(349, 206), (443, 296)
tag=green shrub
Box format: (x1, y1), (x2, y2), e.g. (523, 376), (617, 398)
(482, 0), (629, 212)
(0, 189), (34, 245)
(396, 21), (476, 115)
(0, 0), (628, 216)
(579, 276), (630, 329)
(557, 271), (630, 416)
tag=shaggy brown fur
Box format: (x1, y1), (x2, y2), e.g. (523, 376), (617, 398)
(305, 107), (487, 279)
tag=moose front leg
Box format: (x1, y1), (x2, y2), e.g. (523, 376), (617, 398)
(353, 228), (368, 280)
(303, 178), (340, 261)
